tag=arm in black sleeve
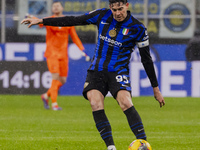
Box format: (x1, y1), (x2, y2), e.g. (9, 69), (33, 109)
(43, 15), (89, 26)
(43, 9), (104, 27)
(138, 46), (158, 87)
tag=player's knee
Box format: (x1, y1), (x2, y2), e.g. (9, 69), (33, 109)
(117, 91), (133, 111)
(119, 99), (133, 111)
(87, 91), (104, 111)
(51, 73), (60, 80)
(90, 100), (101, 110)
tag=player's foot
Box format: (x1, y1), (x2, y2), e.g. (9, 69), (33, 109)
(41, 94), (49, 109)
(52, 105), (62, 111)
(107, 145), (116, 150)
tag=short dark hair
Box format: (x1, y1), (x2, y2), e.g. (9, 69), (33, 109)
(109, 0), (128, 5)
(53, 1), (64, 7)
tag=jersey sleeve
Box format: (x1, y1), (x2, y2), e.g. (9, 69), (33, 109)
(138, 46), (158, 87)
(43, 9), (105, 27)
(69, 26), (84, 51)
(135, 25), (149, 47)
(136, 25), (158, 87)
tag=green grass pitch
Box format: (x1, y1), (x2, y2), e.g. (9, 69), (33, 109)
(0, 95), (200, 150)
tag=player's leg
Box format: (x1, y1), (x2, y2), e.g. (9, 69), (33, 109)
(51, 76), (67, 110)
(116, 90), (147, 140)
(51, 58), (68, 110)
(49, 73), (63, 110)
(41, 72), (63, 109)
(41, 58), (57, 109)
(59, 76), (67, 85)
(109, 72), (147, 140)
(41, 72), (62, 109)
(87, 90), (116, 150)
(41, 93), (50, 109)
(42, 58), (66, 110)
(83, 71), (116, 150)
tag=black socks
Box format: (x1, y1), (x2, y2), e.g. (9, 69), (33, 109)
(93, 106), (146, 147)
(124, 106), (147, 140)
(93, 109), (114, 147)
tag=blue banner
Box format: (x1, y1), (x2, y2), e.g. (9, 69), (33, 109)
(1, 43), (200, 97)
(0, 43), (187, 61)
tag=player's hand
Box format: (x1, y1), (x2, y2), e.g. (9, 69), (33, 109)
(85, 55), (91, 61)
(153, 87), (165, 108)
(81, 50), (91, 62)
(21, 18), (43, 28)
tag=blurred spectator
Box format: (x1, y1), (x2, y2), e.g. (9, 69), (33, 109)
(28, 1), (86, 110)
(185, 29), (200, 61)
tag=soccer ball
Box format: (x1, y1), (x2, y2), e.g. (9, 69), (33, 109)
(128, 139), (152, 150)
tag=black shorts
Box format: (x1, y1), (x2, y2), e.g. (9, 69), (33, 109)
(82, 70), (131, 100)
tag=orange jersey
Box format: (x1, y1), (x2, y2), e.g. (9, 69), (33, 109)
(40, 15), (84, 59)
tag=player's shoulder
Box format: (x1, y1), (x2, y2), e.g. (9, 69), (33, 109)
(129, 12), (146, 29)
(87, 8), (110, 15)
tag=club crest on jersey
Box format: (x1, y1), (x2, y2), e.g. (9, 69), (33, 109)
(122, 28), (129, 35)
(109, 28), (117, 37)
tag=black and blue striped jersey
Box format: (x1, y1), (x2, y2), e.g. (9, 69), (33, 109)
(43, 8), (158, 87)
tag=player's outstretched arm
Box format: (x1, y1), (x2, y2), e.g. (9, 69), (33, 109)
(153, 86), (165, 108)
(21, 18), (43, 28)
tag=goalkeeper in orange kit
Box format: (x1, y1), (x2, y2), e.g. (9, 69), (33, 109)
(28, 1), (89, 110)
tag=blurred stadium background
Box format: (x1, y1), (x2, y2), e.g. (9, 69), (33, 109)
(1, 0), (200, 96)
(0, 0), (200, 149)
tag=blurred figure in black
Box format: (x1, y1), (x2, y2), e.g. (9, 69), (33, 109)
(185, 29), (200, 61)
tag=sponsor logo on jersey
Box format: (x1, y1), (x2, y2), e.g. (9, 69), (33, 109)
(101, 21), (109, 25)
(99, 34), (122, 47)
